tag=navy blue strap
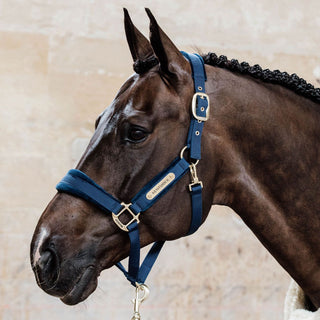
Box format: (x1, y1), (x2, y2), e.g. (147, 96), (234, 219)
(187, 184), (203, 235)
(118, 157), (189, 286)
(187, 117), (204, 159)
(180, 52), (206, 234)
(137, 241), (165, 283)
(56, 169), (123, 214)
(182, 52), (207, 85)
(130, 157), (189, 213)
(57, 157), (190, 217)
(116, 241), (165, 285)
(181, 52), (209, 160)
(127, 222), (140, 281)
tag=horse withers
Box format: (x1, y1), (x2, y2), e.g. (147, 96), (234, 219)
(30, 9), (320, 311)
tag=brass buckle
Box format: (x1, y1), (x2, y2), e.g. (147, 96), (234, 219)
(112, 203), (140, 232)
(191, 92), (210, 122)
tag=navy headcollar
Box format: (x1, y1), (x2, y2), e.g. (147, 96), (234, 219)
(56, 52), (210, 287)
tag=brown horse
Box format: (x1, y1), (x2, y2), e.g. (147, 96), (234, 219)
(30, 8), (320, 310)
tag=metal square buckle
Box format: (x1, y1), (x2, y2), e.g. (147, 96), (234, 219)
(191, 92), (210, 122)
(112, 203), (140, 232)
(189, 181), (203, 192)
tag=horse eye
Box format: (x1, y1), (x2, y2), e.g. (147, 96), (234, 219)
(127, 126), (147, 143)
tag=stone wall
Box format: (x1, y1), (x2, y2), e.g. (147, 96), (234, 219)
(1, 1), (319, 319)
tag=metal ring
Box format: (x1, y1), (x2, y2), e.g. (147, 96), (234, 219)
(179, 146), (199, 165)
(180, 146), (189, 159)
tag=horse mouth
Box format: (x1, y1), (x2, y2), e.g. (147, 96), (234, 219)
(60, 266), (97, 305)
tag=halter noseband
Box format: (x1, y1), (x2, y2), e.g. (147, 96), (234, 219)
(56, 52), (209, 287)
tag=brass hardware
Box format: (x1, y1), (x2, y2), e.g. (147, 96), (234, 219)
(191, 92), (210, 121)
(112, 203), (140, 232)
(189, 163), (203, 191)
(131, 283), (150, 320)
(146, 173), (175, 200)
(180, 146), (188, 159)
(180, 146), (199, 166)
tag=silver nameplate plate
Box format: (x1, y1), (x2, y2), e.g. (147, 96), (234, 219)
(146, 173), (176, 200)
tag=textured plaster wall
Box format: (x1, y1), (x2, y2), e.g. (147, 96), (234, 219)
(1, 0), (319, 319)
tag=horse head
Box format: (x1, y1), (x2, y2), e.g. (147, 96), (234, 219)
(30, 9), (215, 305)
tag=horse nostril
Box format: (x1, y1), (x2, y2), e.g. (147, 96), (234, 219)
(38, 251), (53, 271)
(35, 249), (60, 288)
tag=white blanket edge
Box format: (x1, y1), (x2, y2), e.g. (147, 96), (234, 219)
(284, 280), (320, 320)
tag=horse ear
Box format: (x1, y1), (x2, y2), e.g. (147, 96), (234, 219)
(145, 8), (188, 76)
(124, 8), (154, 62)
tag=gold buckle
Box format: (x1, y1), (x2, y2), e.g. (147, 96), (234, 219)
(112, 203), (140, 232)
(191, 92), (210, 122)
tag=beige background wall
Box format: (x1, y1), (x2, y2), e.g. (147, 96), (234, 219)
(1, 1), (319, 319)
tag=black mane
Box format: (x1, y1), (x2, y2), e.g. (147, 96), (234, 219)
(202, 52), (320, 104)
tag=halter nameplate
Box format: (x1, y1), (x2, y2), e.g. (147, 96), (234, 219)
(146, 173), (175, 200)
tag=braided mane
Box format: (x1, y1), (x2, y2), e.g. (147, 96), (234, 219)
(133, 52), (320, 104)
(202, 53), (320, 104)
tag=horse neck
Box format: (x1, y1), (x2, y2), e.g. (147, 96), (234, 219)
(204, 65), (320, 307)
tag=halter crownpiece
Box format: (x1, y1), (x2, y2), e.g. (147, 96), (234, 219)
(56, 52), (209, 318)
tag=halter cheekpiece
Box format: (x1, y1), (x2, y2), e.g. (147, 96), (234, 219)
(56, 52), (209, 317)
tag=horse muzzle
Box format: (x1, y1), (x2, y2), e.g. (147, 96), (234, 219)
(32, 240), (98, 305)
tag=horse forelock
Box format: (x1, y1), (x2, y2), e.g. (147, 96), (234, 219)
(133, 56), (159, 74)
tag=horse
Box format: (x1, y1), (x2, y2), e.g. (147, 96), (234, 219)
(30, 8), (320, 314)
